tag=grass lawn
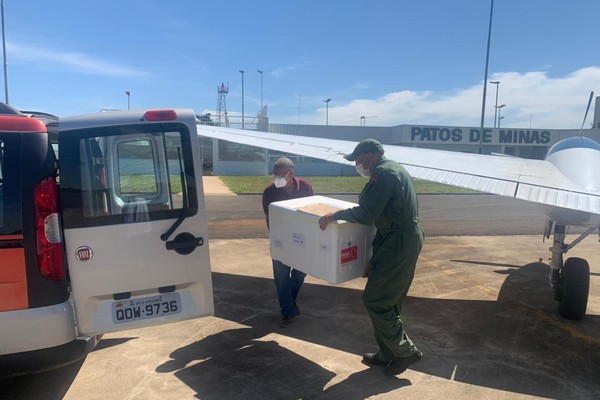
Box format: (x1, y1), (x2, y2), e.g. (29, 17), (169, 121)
(218, 176), (478, 195)
(119, 175), (182, 194)
(117, 175), (478, 195)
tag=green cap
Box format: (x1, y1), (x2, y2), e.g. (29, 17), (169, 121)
(343, 138), (384, 161)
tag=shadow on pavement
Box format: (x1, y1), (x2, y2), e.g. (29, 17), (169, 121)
(0, 358), (85, 400)
(156, 272), (409, 399)
(411, 261), (600, 399)
(93, 337), (139, 351)
(158, 327), (410, 400)
(157, 261), (600, 399)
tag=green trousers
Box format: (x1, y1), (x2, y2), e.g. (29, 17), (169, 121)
(363, 224), (424, 361)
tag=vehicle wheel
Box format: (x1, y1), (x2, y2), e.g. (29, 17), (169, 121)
(558, 257), (589, 320)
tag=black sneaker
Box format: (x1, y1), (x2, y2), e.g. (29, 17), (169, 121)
(384, 350), (423, 375)
(361, 353), (389, 367)
(280, 315), (296, 328)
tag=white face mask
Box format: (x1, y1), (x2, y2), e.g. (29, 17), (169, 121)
(274, 174), (289, 188)
(355, 164), (371, 178)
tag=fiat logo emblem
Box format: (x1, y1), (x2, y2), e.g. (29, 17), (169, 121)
(75, 246), (93, 261)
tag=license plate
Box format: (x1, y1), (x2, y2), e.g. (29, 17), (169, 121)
(111, 293), (181, 323)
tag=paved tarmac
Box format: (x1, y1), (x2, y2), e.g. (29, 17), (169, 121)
(203, 192), (554, 239)
(2, 177), (599, 399)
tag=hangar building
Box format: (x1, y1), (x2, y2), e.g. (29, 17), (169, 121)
(201, 99), (600, 176)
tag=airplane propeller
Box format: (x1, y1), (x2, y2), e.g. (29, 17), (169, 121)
(578, 91), (594, 137)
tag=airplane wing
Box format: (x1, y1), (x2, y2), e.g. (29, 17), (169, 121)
(196, 125), (600, 216)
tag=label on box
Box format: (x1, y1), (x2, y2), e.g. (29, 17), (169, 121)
(293, 232), (305, 247)
(340, 245), (358, 264)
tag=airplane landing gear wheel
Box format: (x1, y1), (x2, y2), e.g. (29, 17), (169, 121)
(558, 257), (589, 320)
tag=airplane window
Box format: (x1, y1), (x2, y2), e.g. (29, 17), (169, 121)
(547, 136), (600, 156)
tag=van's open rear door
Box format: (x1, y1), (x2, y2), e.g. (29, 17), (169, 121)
(58, 109), (213, 336)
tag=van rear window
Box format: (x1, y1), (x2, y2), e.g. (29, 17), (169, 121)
(59, 123), (198, 229)
(0, 137), (22, 235)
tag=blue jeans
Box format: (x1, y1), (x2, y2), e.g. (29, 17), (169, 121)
(272, 259), (306, 317)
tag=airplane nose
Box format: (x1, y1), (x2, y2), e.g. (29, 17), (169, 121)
(547, 148), (600, 191)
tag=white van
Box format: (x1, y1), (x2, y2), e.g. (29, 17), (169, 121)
(0, 107), (214, 376)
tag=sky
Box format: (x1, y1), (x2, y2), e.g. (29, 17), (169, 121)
(3, 0), (600, 129)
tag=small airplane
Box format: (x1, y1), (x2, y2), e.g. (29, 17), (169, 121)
(196, 92), (600, 321)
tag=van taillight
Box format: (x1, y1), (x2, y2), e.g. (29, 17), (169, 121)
(143, 110), (177, 121)
(34, 177), (65, 280)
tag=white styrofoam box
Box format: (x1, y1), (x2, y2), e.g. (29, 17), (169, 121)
(268, 195), (375, 284)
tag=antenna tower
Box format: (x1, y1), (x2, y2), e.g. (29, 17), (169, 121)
(217, 82), (229, 127)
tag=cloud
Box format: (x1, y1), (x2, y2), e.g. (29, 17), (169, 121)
(289, 67), (600, 129)
(8, 42), (150, 78)
(271, 58), (312, 77)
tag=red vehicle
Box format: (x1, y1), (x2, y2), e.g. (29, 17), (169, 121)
(0, 104), (213, 376)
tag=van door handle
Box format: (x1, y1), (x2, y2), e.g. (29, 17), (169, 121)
(165, 232), (204, 255)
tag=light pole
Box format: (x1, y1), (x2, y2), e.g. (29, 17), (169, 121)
(479, 0), (495, 136)
(1, 0), (9, 104)
(239, 69), (245, 128)
(257, 69), (263, 110)
(324, 98), (331, 125)
(496, 104), (505, 128)
(298, 93), (301, 124)
(489, 80), (500, 128)
(125, 91), (131, 110)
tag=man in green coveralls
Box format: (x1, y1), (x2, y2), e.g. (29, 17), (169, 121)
(318, 138), (425, 376)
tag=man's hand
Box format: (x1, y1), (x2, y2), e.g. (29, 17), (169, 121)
(318, 212), (336, 231)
